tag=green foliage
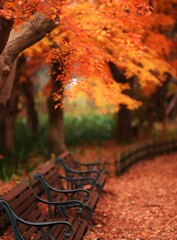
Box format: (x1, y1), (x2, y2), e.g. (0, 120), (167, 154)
(0, 117), (48, 181)
(0, 113), (116, 181)
(14, 117), (48, 157)
(64, 113), (116, 145)
(0, 151), (24, 182)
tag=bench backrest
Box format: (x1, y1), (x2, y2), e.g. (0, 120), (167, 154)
(0, 181), (43, 239)
(57, 151), (80, 178)
(30, 162), (67, 202)
(58, 151), (77, 168)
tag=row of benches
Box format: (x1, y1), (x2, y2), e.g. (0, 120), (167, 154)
(0, 151), (107, 240)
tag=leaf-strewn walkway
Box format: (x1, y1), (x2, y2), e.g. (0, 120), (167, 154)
(0, 153), (177, 239)
(85, 153), (177, 240)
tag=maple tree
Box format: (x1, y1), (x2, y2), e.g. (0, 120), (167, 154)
(0, 0), (151, 108)
(0, 0), (176, 152)
(106, 0), (176, 141)
(131, 0), (177, 138)
(65, 0), (176, 142)
(0, 0), (150, 153)
(68, 0), (175, 103)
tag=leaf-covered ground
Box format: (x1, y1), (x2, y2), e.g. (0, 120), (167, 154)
(0, 152), (177, 239)
(84, 153), (177, 240)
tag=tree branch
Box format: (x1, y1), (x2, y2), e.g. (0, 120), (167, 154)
(0, 13), (56, 105)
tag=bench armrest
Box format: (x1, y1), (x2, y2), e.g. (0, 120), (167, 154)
(34, 173), (90, 202)
(58, 173), (97, 188)
(74, 160), (104, 171)
(65, 167), (100, 179)
(57, 157), (100, 179)
(34, 193), (85, 218)
(35, 194), (85, 208)
(0, 200), (72, 239)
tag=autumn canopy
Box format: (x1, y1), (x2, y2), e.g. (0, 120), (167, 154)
(0, 0), (176, 153)
(0, 2), (177, 239)
(0, 0), (175, 111)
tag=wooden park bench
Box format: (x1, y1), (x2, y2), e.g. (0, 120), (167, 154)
(57, 151), (107, 194)
(30, 161), (100, 220)
(0, 181), (88, 240)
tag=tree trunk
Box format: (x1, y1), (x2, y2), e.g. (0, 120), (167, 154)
(16, 54), (38, 133)
(1, 87), (19, 151)
(0, 70), (20, 151)
(0, 60), (18, 151)
(0, 55), (25, 151)
(137, 75), (170, 137)
(117, 105), (133, 143)
(143, 100), (156, 136)
(22, 78), (38, 133)
(0, 12), (56, 148)
(47, 61), (66, 156)
(108, 62), (134, 143)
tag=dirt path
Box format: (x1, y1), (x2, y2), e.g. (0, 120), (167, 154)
(85, 153), (177, 240)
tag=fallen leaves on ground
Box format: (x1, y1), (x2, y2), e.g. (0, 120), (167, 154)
(0, 152), (177, 239)
(84, 153), (177, 240)
(0, 180), (16, 194)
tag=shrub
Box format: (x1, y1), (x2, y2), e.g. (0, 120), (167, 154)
(0, 113), (116, 181)
(64, 113), (116, 145)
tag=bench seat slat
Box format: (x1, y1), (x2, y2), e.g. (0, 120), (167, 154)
(53, 217), (75, 240)
(21, 215), (44, 240)
(71, 217), (88, 240)
(2, 182), (29, 202)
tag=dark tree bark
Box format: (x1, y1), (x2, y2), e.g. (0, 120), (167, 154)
(47, 60), (66, 156)
(0, 59), (17, 150)
(0, 1), (14, 125)
(20, 60), (39, 134)
(16, 55), (38, 133)
(22, 79), (38, 133)
(0, 1), (13, 54)
(0, 54), (39, 151)
(0, 59), (17, 124)
(116, 105), (133, 143)
(108, 62), (134, 143)
(0, 59), (21, 151)
(0, 55), (26, 151)
(0, 18), (13, 54)
(136, 75), (171, 137)
(1, 85), (19, 151)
